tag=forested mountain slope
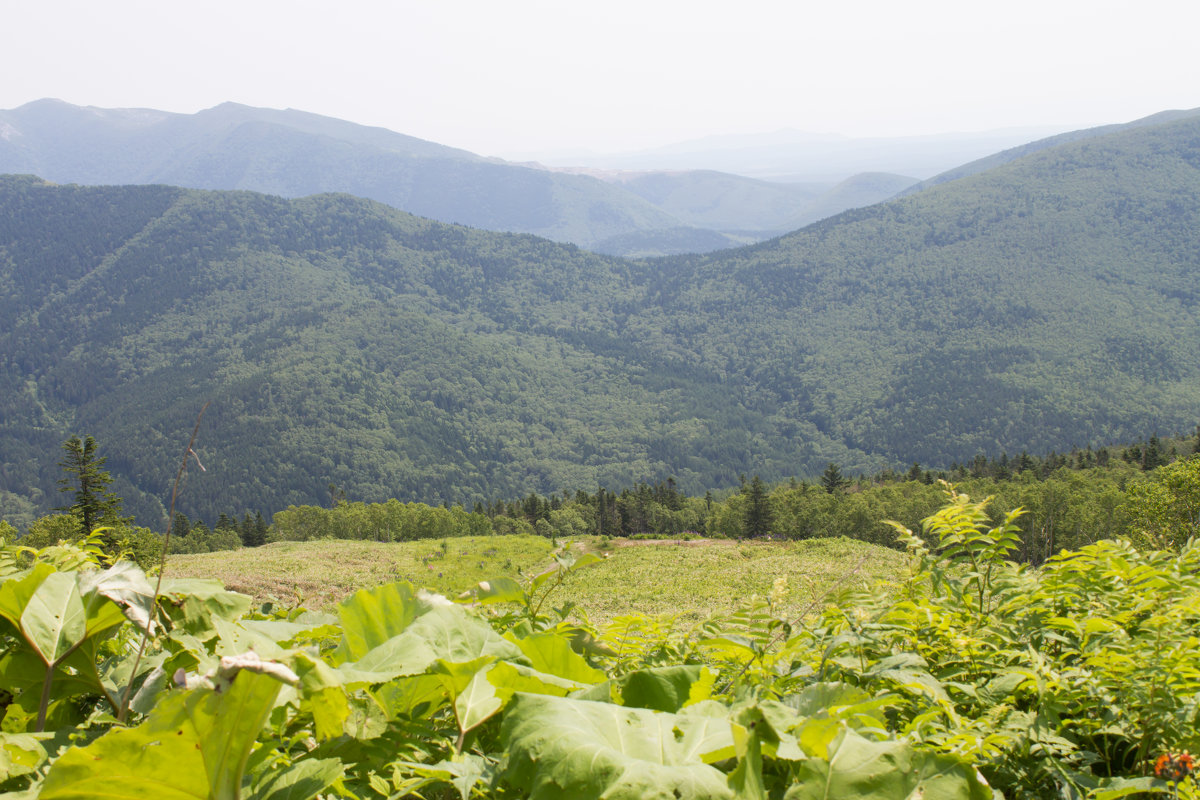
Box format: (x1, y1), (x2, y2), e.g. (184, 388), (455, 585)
(2, 110), (1199, 526)
(606, 169), (917, 238)
(0, 176), (859, 524)
(901, 107), (1200, 194)
(648, 112), (1200, 466)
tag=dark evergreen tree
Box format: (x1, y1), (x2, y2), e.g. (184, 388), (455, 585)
(970, 454), (988, 478)
(251, 511), (269, 547)
(1143, 436), (1164, 470)
(169, 512), (191, 543)
(820, 463), (846, 494)
(742, 475), (773, 539)
(56, 435), (125, 538)
(234, 513), (254, 547)
(996, 453), (1012, 480)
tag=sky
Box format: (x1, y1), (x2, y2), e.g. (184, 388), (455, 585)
(5, 0), (1200, 160)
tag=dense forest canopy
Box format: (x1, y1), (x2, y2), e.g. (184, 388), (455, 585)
(2, 111), (1200, 525)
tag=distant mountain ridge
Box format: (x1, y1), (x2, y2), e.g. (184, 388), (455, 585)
(0, 99), (935, 255)
(0, 99), (701, 252)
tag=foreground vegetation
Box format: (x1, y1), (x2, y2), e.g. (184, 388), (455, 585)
(3, 486), (1200, 798)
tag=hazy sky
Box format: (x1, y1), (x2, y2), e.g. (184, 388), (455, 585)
(5, 0), (1199, 159)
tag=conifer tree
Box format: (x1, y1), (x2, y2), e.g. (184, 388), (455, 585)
(253, 511), (268, 546)
(169, 512), (191, 543)
(56, 435), (125, 538)
(743, 475), (773, 538)
(820, 463), (846, 494)
(1143, 436), (1164, 471)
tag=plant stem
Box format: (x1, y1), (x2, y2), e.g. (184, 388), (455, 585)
(116, 401), (209, 722)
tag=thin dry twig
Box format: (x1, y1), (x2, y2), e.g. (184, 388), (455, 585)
(116, 401), (210, 722)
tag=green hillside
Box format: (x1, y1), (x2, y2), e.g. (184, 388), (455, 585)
(0, 176), (858, 524)
(651, 113), (1200, 465)
(3, 110), (1200, 526)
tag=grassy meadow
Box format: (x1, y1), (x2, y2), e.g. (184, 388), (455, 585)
(167, 534), (908, 624)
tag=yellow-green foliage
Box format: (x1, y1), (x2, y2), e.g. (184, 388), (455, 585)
(271, 499), (493, 542)
(1123, 455), (1200, 549)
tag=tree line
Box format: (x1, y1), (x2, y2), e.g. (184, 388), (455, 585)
(9, 429), (1197, 571)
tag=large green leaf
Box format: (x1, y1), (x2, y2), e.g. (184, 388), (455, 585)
(0, 648), (99, 708)
(78, 560), (157, 633)
(347, 629), (439, 676)
(0, 731), (46, 782)
(507, 630), (605, 684)
(452, 667), (503, 737)
(783, 728), (991, 800)
(0, 564), (54, 635)
(20, 571), (86, 665)
(488, 660), (594, 701)
(618, 665), (714, 712)
(501, 692), (735, 800)
(405, 604), (528, 665)
(40, 667), (287, 800)
(248, 757), (345, 800)
(373, 674), (447, 719)
(159, 578), (253, 640)
(460, 576), (527, 606)
(335, 581), (421, 662)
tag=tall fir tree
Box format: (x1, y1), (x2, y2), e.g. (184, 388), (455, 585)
(1143, 436), (1164, 471)
(253, 511), (268, 547)
(169, 512), (192, 543)
(56, 435), (125, 538)
(742, 475), (773, 539)
(820, 463), (847, 494)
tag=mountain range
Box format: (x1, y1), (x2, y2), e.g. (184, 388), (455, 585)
(0, 99), (917, 256)
(2, 106), (1200, 529)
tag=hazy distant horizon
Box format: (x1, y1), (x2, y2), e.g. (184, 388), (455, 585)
(3, 1), (1198, 159)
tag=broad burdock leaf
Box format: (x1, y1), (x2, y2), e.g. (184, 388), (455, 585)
(501, 692), (735, 800)
(783, 728), (992, 800)
(78, 560), (157, 634)
(459, 576), (527, 606)
(0, 731), (46, 782)
(20, 571), (86, 665)
(40, 657), (295, 800)
(406, 604), (528, 665)
(452, 667), (503, 736)
(248, 757), (345, 800)
(335, 580), (422, 662)
(159, 578), (253, 640)
(505, 629), (605, 684)
(617, 665), (714, 712)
